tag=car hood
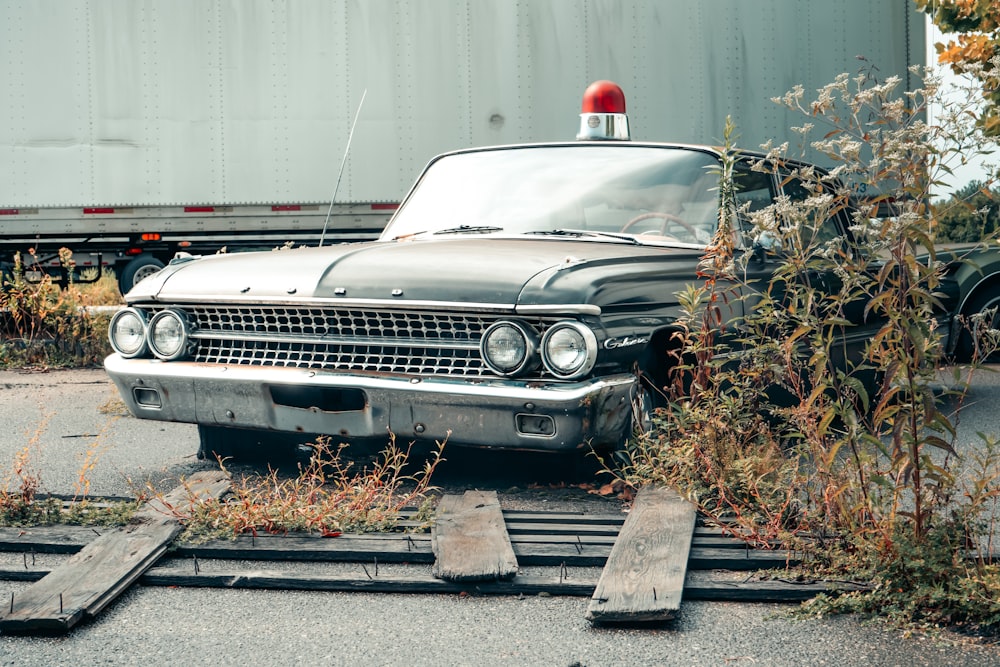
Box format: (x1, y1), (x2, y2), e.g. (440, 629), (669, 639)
(131, 238), (707, 310)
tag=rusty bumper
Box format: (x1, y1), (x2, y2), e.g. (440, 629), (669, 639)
(104, 355), (638, 452)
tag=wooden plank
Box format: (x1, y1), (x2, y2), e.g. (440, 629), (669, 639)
(178, 534), (435, 563)
(0, 530), (792, 571)
(503, 521), (621, 536)
(586, 486), (696, 624)
(688, 547), (797, 570)
(431, 490), (518, 582)
(0, 471), (229, 634)
(501, 511), (625, 525)
(682, 578), (871, 602)
(1, 564), (871, 602)
(140, 567), (595, 596)
(0, 525), (102, 554)
(174, 538), (787, 570)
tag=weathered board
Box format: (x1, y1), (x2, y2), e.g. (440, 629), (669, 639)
(431, 490), (518, 582)
(0, 504), (883, 604)
(0, 525), (104, 554)
(0, 564), (870, 602)
(586, 486), (697, 624)
(0, 471), (229, 634)
(0, 524), (796, 571)
(141, 567), (595, 596)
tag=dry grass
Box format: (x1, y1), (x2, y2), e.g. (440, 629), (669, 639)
(69, 269), (124, 307)
(179, 435), (445, 542)
(0, 253), (118, 368)
(0, 413), (138, 526)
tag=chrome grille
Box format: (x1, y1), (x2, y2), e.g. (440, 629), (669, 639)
(195, 339), (486, 375)
(148, 305), (562, 377)
(189, 305), (487, 341)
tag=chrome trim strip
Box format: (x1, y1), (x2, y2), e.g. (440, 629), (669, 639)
(135, 295), (518, 312)
(131, 295), (602, 315)
(189, 330), (480, 350)
(515, 304), (602, 316)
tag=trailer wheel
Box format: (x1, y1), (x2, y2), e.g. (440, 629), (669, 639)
(119, 254), (165, 293)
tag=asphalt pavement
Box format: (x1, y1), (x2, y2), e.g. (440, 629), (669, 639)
(1, 367), (999, 666)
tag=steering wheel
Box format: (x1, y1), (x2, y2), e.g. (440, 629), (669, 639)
(621, 212), (700, 238)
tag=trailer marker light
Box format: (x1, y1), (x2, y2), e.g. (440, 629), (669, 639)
(140, 233), (161, 241)
(577, 80), (630, 141)
(125, 248), (143, 256)
(184, 206), (215, 213)
(84, 207), (115, 214)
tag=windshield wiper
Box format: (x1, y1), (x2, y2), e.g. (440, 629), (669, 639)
(391, 225), (503, 241)
(432, 225), (504, 235)
(525, 229), (641, 245)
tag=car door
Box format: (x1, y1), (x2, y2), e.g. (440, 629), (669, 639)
(777, 169), (881, 368)
(733, 160), (877, 371)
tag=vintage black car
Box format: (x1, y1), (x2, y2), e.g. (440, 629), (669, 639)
(103, 81), (989, 458)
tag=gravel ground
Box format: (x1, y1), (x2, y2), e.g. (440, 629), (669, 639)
(2, 580), (998, 667)
(1, 368), (1000, 665)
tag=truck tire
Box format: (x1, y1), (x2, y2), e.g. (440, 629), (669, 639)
(119, 254), (165, 293)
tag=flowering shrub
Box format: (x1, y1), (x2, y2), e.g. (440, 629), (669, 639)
(611, 65), (1000, 636)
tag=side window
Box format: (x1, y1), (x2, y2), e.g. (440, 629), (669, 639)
(731, 163), (777, 244)
(780, 173), (844, 246)
(731, 162), (849, 249)
(732, 165), (776, 218)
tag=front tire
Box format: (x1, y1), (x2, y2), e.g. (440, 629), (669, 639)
(957, 290), (1000, 362)
(197, 425), (313, 463)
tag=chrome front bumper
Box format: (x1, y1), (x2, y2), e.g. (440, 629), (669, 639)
(104, 355), (638, 452)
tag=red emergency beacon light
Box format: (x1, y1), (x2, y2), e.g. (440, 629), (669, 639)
(576, 80), (630, 141)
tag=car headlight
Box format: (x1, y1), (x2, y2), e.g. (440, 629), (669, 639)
(108, 308), (148, 358)
(541, 321), (598, 379)
(480, 321), (538, 376)
(147, 309), (193, 360)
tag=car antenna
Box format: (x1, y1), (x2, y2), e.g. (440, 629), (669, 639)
(320, 88), (367, 247)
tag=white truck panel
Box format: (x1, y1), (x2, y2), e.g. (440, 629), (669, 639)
(1, 0), (923, 208)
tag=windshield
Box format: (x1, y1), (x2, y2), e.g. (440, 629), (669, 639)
(381, 145), (721, 246)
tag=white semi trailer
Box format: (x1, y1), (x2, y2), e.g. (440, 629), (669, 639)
(0, 0), (924, 291)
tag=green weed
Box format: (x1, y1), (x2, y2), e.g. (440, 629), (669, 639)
(609, 64), (1000, 637)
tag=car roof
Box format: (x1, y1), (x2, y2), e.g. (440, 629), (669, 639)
(425, 141), (829, 174)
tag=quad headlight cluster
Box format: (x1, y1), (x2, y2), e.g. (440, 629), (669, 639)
(108, 307), (195, 361)
(111, 308), (596, 378)
(479, 319), (597, 380)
